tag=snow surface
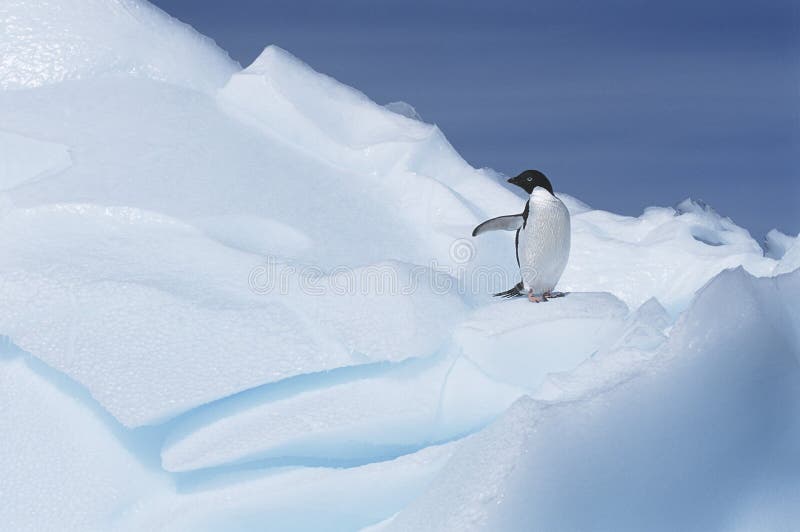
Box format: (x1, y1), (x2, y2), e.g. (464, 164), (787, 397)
(0, 0), (238, 92)
(764, 228), (795, 260)
(385, 267), (800, 531)
(160, 352), (523, 472)
(0, 130), (71, 191)
(1, 1), (798, 530)
(0, 355), (167, 531)
(774, 232), (800, 276)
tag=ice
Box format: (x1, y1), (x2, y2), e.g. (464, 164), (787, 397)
(0, 204), (464, 426)
(0, 130), (71, 191)
(121, 444), (457, 532)
(764, 228), (795, 260)
(160, 353), (523, 472)
(775, 233), (800, 276)
(217, 45), (522, 241)
(533, 296), (671, 402)
(0, 356), (166, 532)
(558, 198), (777, 313)
(2, 0), (798, 528)
(386, 267), (800, 531)
(190, 214), (314, 258)
(0, 25), (472, 429)
(0, 204), (341, 426)
(455, 292), (629, 390)
(218, 45), (447, 175)
(384, 101), (424, 121)
(0, 0), (238, 92)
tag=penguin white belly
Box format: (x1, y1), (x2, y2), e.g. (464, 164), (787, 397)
(518, 190), (571, 295)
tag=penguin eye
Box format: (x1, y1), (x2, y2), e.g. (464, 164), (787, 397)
(526, 177), (533, 182)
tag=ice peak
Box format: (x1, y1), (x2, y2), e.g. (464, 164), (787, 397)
(0, 0), (239, 92)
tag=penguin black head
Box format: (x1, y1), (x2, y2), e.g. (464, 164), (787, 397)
(507, 170), (553, 195)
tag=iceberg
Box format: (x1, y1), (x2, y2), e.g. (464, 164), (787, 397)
(0, 0), (797, 530)
(384, 268), (800, 531)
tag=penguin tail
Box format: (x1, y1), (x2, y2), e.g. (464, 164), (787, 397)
(494, 281), (525, 299)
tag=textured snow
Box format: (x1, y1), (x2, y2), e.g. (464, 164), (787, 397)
(1, 0), (798, 529)
(161, 353), (522, 472)
(0, 35), (471, 427)
(386, 268), (800, 531)
(558, 197), (777, 312)
(455, 292), (628, 390)
(0, 130), (71, 191)
(121, 444), (456, 532)
(218, 45), (519, 238)
(764, 228), (795, 260)
(775, 233), (800, 275)
(0, 356), (166, 531)
(0, 0), (238, 91)
(0, 204), (464, 426)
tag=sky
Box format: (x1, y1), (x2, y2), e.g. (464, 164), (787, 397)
(151, 0), (799, 239)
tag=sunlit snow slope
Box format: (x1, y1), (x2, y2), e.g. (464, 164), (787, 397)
(1, 1), (798, 531)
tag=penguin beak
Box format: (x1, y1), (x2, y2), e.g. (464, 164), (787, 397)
(506, 177), (516, 184)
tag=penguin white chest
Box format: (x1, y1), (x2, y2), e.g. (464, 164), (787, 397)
(518, 190), (571, 294)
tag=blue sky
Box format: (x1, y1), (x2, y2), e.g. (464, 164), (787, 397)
(152, 0), (799, 239)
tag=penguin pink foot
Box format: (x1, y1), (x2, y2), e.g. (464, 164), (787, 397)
(543, 291), (566, 299)
(527, 289), (547, 303)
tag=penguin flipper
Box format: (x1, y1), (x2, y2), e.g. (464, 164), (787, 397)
(472, 214), (524, 237)
(494, 281), (525, 298)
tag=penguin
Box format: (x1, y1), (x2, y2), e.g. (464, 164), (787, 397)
(472, 170), (570, 302)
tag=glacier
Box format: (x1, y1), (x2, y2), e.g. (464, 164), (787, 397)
(0, 1), (798, 531)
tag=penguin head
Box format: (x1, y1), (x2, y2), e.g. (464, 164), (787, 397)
(507, 170), (553, 195)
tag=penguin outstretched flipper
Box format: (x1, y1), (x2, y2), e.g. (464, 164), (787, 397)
(494, 281), (524, 298)
(472, 214), (524, 237)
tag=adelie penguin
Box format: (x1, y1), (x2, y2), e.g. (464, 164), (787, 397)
(472, 170), (570, 302)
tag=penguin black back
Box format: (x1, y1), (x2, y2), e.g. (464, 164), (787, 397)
(507, 170), (553, 195)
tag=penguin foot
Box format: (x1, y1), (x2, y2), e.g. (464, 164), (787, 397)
(543, 291), (566, 299)
(494, 281), (525, 299)
(527, 289), (547, 303)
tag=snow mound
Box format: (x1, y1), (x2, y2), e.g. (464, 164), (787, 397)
(219, 46), (442, 170)
(558, 198), (776, 312)
(1, 1), (797, 528)
(160, 353), (522, 472)
(0, 130), (71, 191)
(121, 444), (457, 532)
(455, 292), (628, 390)
(0, 204), (464, 426)
(774, 233), (800, 276)
(218, 45), (520, 228)
(533, 296), (671, 402)
(0, 0), (238, 92)
(386, 267), (800, 531)
(764, 229), (795, 260)
(0, 356), (165, 531)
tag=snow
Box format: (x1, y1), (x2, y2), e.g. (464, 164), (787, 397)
(764, 228), (795, 260)
(160, 353), (522, 472)
(558, 197), (777, 313)
(455, 292), (629, 390)
(385, 267), (800, 531)
(774, 233), (800, 276)
(0, 130), (71, 191)
(0, 205), (465, 427)
(121, 444), (457, 532)
(0, 0), (238, 92)
(1, 0), (798, 529)
(0, 356), (166, 531)
(384, 101), (424, 121)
